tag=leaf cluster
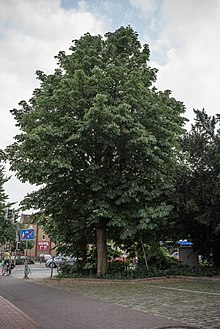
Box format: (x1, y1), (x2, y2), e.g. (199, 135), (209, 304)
(171, 109), (220, 265)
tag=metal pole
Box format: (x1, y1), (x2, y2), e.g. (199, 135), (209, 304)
(50, 256), (54, 277)
(14, 224), (19, 266)
(23, 240), (28, 279)
(25, 240), (28, 257)
(140, 238), (149, 273)
(24, 256), (29, 279)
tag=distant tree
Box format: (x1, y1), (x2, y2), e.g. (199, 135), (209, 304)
(0, 164), (15, 247)
(172, 109), (220, 266)
(6, 26), (185, 275)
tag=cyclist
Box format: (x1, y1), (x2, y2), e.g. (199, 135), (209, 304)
(2, 249), (11, 276)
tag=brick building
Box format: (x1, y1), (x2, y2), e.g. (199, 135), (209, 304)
(20, 214), (56, 259)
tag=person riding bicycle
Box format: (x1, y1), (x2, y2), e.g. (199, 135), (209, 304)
(2, 249), (11, 275)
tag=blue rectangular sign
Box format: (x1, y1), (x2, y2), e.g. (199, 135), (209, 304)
(20, 229), (34, 240)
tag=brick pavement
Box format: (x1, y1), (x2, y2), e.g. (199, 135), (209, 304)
(0, 296), (42, 329)
(0, 275), (197, 329)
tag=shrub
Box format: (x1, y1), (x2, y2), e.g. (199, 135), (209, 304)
(14, 257), (35, 265)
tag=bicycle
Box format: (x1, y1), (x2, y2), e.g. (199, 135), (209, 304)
(24, 259), (31, 278)
(3, 260), (12, 276)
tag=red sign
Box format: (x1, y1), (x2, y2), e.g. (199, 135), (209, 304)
(38, 241), (49, 251)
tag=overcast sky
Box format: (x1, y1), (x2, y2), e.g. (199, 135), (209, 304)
(1, 0), (220, 207)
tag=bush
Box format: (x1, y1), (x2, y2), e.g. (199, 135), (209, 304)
(58, 261), (220, 280)
(13, 257), (35, 265)
(58, 262), (96, 278)
(56, 243), (220, 279)
(108, 260), (128, 274)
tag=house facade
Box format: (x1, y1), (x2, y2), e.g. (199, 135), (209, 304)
(20, 214), (56, 259)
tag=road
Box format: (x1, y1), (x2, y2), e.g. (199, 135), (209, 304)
(11, 262), (56, 279)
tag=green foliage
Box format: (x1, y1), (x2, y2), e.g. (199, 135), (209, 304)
(149, 265), (220, 278)
(12, 257), (35, 265)
(171, 109), (220, 266)
(135, 244), (177, 271)
(6, 26), (186, 271)
(58, 262), (220, 280)
(19, 240), (34, 253)
(0, 164), (16, 246)
(108, 259), (129, 274)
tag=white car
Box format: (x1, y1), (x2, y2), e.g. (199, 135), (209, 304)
(40, 254), (52, 262)
(45, 255), (76, 268)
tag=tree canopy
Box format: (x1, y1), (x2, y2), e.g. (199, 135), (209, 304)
(171, 109), (220, 266)
(6, 26), (186, 275)
(0, 164), (15, 247)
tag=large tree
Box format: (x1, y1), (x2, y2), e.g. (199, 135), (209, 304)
(6, 26), (185, 275)
(171, 109), (220, 266)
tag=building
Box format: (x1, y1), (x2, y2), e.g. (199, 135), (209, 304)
(20, 214), (56, 259)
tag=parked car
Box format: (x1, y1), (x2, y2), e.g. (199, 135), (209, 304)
(45, 255), (76, 268)
(40, 254), (52, 263)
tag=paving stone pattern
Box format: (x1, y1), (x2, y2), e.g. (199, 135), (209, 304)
(0, 276), (195, 329)
(42, 277), (220, 329)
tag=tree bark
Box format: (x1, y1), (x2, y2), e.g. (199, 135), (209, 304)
(96, 225), (108, 277)
(212, 241), (220, 267)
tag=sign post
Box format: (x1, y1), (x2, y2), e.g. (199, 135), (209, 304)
(20, 229), (34, 278)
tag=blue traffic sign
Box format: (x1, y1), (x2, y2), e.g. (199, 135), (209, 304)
(20, 229), (34, 240)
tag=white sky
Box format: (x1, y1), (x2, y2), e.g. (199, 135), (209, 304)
(1, 0), (220, 206)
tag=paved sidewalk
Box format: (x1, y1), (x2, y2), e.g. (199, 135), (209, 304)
(0, 276), (197, 329)
(0, 296), (41, 329)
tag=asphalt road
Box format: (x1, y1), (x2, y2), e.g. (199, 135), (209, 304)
(11, 262), (56, 279)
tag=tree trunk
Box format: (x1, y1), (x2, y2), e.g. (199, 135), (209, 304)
(96, 225), (108, 277)
(212, 241), (220, 267)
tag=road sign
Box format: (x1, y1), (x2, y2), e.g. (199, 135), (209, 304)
(38, 241), (49, 250)
(20, 229), (34, 240)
